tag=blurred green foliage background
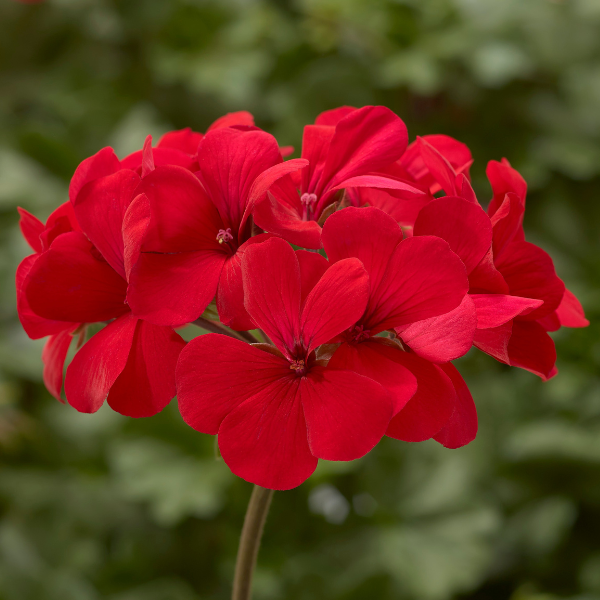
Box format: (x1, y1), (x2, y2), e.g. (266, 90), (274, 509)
(0, 0), (599, 598)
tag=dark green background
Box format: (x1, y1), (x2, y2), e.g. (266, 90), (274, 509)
(1, 0), (599, 598)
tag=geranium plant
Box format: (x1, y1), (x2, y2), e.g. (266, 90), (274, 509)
(15, 106), (588, 600)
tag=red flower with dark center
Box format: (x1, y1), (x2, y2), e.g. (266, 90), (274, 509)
(252, 106), (426, 249)
(176, 237), (395, 490)
(321, 207), (476, 447)
(126, 127), (306, 329)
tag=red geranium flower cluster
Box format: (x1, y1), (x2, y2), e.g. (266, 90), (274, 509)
(16, 106), (588, 490)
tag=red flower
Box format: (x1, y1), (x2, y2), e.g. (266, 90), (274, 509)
(321, 207), (476, 447)
(16, 203), (81, 400)
(408, 152), (588, 380)
(22, 165), (185, 416)
(127, 127), (306, 329)
(176, 237), (395, 490)
(252, 106), (425, 249)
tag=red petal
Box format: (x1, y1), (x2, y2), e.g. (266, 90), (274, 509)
(495, 241), (565, 320)
(157, 128), (203, 154)
(253, 188), (323, 249)
(141, 135), (155, 178)
(301, 366), (393, 461)
(127, 250), (226, 326)
(491, 192), (525, 256)
(107, 320), (185, 417)
(349, 187), (431, 228)
(401, 135), (472, 194)
(69, 147), (121, 204)
(46, 200), (79, 229)
(330, 174), (426, 200)
(301, 125), (336, 194)
(16, 255), (78, 339)
(473, 322), (512, 363)
(424, 135), (473, 175)
(322, 206), (403, 294)
(207, 111), (255, 131)
(17, 207), (44, 253)
(556, 288), (589, 328)
(314, 106), (357, 126)
(120, 147), (196, 173)
(397, 295), (477, 363)
(508, 320), (557, 380)
(317, 106), (408, 199)
(25, 232), (128, 323)
(455, 174), (478, 204)
(413, 137), (457, 196)
(433, 363), (477, 449)
(64, 314), (137, 413)
(472, 293), (543, 328)
(296, 250), (329, 306)
(177, 334), (291, 435)
(301, 258), (370, 353)
(243, 158), (308, 234)
(537, 311), (561, 333)
(40, 202), (80, 250)
(469, 247), (509, 294)
(216, 234), (273, 331)
(74, 169), (141, 279)
(366, 235), (469, 332)
(486, 158), (527, 219)
(328, 340), (417, 415)
(197, 128), (282, 235)
(242, 237), (302, 358)
(122, 193), (151, 282)
(135, 165), (223, 253)
(413, 197), (492, 273)
(386, 353), (457, 442)
(219, 376), (317, 490)
(247, 159), (308, 207)
(42, 328), (77, 402)
(279, 146), (294, 158)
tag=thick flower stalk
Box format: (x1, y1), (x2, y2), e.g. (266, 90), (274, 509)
(15, 106), (588, 599)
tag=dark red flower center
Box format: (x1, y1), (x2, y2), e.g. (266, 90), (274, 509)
(289, 358), (306, 375)
(288, 349), (317, 377)
(348, 324), (370, 343)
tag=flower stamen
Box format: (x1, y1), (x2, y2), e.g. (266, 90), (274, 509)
(300, 193), (317, 207)
(216, 228), (234, 244)
(289, 359), (306, 374)
(300, 193), (318, 222)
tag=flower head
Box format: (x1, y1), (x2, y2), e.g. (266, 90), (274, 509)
(177, 237), (394, 490)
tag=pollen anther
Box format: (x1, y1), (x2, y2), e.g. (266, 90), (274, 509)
(300, 193), (317, 206)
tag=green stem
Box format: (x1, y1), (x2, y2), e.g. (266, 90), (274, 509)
(192, 317), (258, 343)
(232, 485), (274, 600)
